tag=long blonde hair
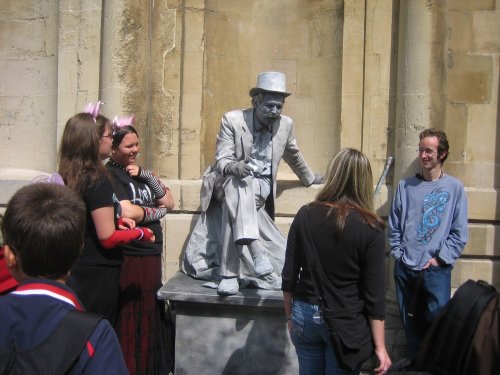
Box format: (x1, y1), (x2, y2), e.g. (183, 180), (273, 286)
(314, 148), (385, 236)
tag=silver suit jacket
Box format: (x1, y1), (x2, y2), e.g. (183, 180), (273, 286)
(200, 108), (315, 215)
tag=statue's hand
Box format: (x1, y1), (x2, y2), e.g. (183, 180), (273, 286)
(226, 161), (253, 178)
(312, 172), (324, 185)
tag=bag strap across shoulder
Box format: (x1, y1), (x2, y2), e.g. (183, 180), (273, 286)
(296, 206), (336, 310)
(1, 310), (103, 375)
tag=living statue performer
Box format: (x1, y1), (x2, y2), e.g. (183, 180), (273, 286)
(182, 71), (323, 295)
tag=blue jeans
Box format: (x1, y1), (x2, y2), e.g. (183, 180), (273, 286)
(290, 299), (360, 375)
(394, 259), (452, 355)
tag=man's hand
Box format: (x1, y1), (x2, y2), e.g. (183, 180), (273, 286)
(422, 257), (443, 269)
(312, 172), (324, 185)
(225, 161), (253, 178)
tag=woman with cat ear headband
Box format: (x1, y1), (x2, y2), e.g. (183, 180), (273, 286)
(106, 118), (174, 374)
(58, 108), (155, 325)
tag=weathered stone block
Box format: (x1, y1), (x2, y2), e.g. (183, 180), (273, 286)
(0, 57), (57, 96)
(0, 19), (47, 58)
(0, 168), (49, 205)
(341, 95), (363, 149)
(158, 273), (299, 374)
(163, 213), (198, 262)
(445, 162), (498, 191)
(466, 99), (498, 162)
(444, 102), (467, 162)
(0, 96), (56, 128)
(0, 125), (56, 171)
(452, 259), (500, 290)
(0, 0), (42, 19)
(464, 187), (499, 221)
(464, 223), (500, 257)
(447, 54), (492, 104)
(448, 11), (473, 53)
(448, 0), (495, 11)
(471, 11), (500, 53)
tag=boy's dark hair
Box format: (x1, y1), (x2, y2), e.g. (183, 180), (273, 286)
(1, 183), (85, 279)
(419, 128), (450, 163)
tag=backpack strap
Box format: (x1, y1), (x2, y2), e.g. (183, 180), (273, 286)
(0, 347), (16, 375)
(51, 310), (104, 373)
(1, 310), (103, 375)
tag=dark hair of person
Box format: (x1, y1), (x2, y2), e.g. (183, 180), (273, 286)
(1, 184), (85, 279)
(57, 112), (109, 195)
(96, 114), (113, 139)
(313, 148), (385, 237)
(112, 125), (138, 148)
(419, 128), (449, 163)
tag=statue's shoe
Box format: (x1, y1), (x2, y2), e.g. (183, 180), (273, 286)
(253, 254), (274, 277)
(217, 277), (239, 295)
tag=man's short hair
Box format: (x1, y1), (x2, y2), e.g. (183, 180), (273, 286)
(419, 128), (449, 163)
(1, 183), (85, 279)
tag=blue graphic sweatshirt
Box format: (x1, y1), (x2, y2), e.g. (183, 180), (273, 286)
(388, 174), (468, 270)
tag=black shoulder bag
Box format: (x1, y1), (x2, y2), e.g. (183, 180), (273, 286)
(297, 208), (374, 371)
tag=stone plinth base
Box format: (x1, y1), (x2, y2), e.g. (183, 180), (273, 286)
(158, 272), (298, 375)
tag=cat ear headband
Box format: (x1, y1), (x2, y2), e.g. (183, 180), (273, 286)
(31, 172), (65, 186)
(112, 114), (135, 134)
(84, 101), (102, 122)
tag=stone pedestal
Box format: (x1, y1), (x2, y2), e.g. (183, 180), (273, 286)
(158, 272), (298, 375)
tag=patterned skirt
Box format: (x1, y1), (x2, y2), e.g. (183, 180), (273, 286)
(115, 255), (172, 375)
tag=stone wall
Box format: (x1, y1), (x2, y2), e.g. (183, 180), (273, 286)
(0, 0), (499, 290)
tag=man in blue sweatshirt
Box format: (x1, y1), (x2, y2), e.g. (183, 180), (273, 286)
(389, 128), (468, 355)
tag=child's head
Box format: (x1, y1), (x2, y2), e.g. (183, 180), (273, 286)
(1, 183), (85, 281)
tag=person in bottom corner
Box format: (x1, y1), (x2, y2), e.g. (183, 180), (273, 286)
(388, 128), (468, 355)
(0, 183), (127, 374)
(106, 123), (174, 375)
(282, 148), (391, 375)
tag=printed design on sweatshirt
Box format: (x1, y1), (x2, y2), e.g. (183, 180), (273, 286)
(417, 188), (450, 245)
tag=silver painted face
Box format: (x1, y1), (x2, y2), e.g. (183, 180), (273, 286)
(254, 93), (285, 127)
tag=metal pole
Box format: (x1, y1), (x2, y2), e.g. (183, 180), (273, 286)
(374, 156), (394, 194)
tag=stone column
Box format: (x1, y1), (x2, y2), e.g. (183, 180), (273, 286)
(393, 0), (447, 181)
(57, 0), (103, 145)
(100, 0), (124, 117)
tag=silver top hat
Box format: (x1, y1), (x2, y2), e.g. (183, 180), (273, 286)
(249, 71), (291, 97)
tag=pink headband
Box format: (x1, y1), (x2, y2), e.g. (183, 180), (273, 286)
(31, 172), (65, 186)
(84, 101), (102, 121)
(112, 115), (135, 132)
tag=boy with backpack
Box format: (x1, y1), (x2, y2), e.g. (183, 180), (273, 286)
(0, 183), (127, 374)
